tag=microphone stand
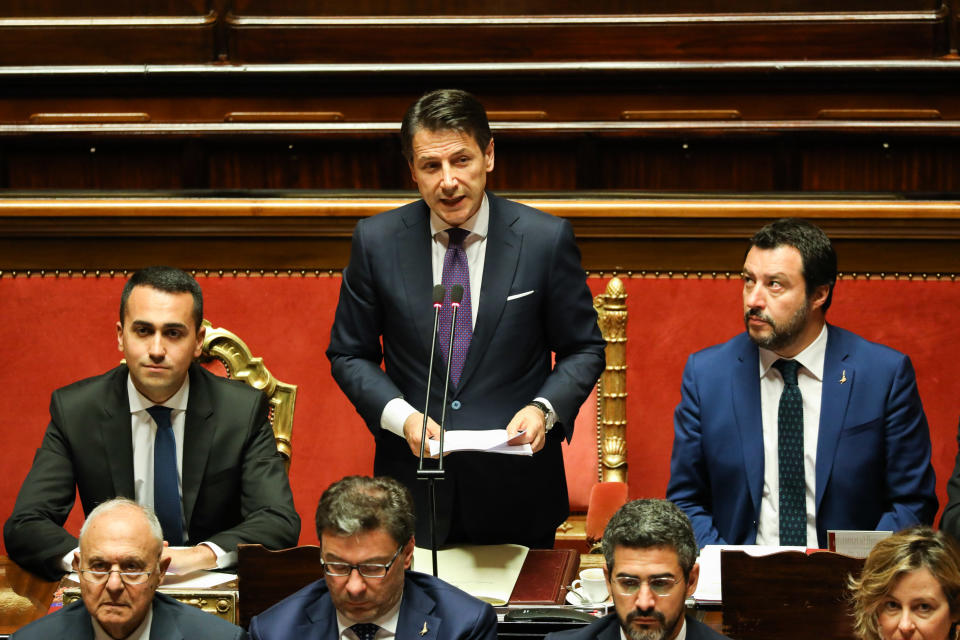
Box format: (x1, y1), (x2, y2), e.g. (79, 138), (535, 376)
(417, 284), (446, 577)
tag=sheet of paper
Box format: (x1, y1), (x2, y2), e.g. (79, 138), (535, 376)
(692, 544), (805, 604)
(413, 544), (528, 606)
(427, 429), (532, 456)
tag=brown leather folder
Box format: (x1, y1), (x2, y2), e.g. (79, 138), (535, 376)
(509, 548), (580, 605)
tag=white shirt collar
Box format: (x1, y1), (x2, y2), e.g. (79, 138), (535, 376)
(126, 372), (190, 414)
(758, 322), (828, 382)
(91, 603), (153, 640)
(429, 193), (489, 241)
(335, 591), (403, 639)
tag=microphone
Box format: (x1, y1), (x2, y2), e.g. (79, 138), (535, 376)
(436, 284), (464, 469)
(417, 284), (446, 471)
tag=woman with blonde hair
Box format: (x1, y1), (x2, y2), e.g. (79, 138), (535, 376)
(849, 527), (960, 640)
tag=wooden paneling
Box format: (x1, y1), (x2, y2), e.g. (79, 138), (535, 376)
(1, 197), (958, 274)
(0, 0), (207, 16)
(232, 0), (939, 15)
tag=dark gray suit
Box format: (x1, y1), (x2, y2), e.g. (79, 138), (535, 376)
(544, 612), (729, 640)
(11, 592), (248, 639)
(326, 193), (605, 546)
(4, 363), (300, 580)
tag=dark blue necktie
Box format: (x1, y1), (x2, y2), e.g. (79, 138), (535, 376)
(350, 623), (380, 640)
(773, 359), (806, 546)
(147, 405), (184, 545)
(438, 227), (473, 387)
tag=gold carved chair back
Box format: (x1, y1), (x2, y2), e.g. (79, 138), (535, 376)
(200, 320), (297, 472)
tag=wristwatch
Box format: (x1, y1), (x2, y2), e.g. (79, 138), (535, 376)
(526, 400), (556, 432)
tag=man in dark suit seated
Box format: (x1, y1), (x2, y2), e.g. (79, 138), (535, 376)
(547, 499), (727, 640)
(12, 498), (248, 639)
(4, 266), (299, 581)
(249, 475), (497, 640)
(326, 88), (606, 549)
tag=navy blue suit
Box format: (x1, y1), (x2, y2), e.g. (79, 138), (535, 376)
(667, 325), (937, 548)
(544, 612), (728, 640)
(12, 592), (248, 640)
(249, 570), (497, 640)
(326, 193), (605, 546)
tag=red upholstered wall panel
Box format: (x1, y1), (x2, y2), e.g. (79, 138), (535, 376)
(0, 274), (957, 558)
(623, 276), (960, 528)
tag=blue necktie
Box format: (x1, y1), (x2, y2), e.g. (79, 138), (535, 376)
(350, 623), (380, 640)
(438, 227), (473, 387)
(773, 359), (806, 546)
(147, 405), (184, 545)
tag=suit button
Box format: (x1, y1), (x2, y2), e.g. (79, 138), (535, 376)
(451, 400), (462, 410)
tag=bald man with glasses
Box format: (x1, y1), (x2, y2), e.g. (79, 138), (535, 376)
(249, 476), (496, 640)
(12, 498), (247, 640)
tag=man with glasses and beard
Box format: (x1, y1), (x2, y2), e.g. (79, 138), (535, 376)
(546, 499), (727, 640)
(667, 218), (936, 549)
(249, 475), (496, 640)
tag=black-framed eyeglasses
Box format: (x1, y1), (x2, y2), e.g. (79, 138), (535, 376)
(612, 575), (681, 597)
(321, 545), (403, 579)
(79, 568), (154, 586)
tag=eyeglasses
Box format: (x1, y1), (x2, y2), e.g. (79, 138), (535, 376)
(79, 568), (154, 585)
(321, 545), (403, 579)
(612, 575), (681, 597)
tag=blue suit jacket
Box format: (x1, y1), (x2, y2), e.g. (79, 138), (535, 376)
(248, 570), (497, 640)
(666, 325), (937, 548)
(544, 613), (728, 640)
(12, 592), (248, 640)
(326, 193), (605, 545)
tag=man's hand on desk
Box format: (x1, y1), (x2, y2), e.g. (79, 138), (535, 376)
(403, 412), (442, 457)
(162, 543), (217, 575)
(506, 406), (546, 453)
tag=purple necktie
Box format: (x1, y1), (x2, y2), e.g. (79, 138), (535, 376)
(439, 227), (472, 387)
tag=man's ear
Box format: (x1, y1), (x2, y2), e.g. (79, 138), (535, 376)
(158, 554), (172, 579)
(484, 138), (495, 174)
(685, 562), (700, 598)
(192, 323), (206, 359)
(402, 537), (415, 569)
(72, 551), (80, 573)
(116, 321), (124, 353)
(809, 283), (830, 312)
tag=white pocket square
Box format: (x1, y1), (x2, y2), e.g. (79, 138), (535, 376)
(506, 290), (534, 301)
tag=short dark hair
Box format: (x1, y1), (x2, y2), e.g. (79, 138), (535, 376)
(748, 218), (838, 312)
(602, 499), (698, 580)
(315, 476), (416, 547)
(400, 89), (492, 162)
(119, 266), (203, 331)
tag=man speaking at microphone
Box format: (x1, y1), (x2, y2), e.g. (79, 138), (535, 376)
(326, 89), (605, 549)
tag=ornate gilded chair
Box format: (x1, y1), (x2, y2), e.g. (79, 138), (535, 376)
(556, 277), (628, 552)
(200, 320), (297, 471)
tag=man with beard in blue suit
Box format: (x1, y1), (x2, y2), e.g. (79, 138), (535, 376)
(546, 499), (727, 640)
(667, 218), (937, 549)
(326, 89), (605, 549)
(249, 475), (496, 640)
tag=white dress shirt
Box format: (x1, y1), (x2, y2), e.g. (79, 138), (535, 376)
(379, 194), (555, 438)
(755, 323), (828, 548)
(336, 596), (401, 640)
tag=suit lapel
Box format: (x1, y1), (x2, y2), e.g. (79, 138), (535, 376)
(815, 325), (853, 512)
(181, 364), (214, 533)
(396, 575), (441, 640)
(396, 202), (437, 362)
(303, 591), (340, 639)
(457, 195), (521, 391)
(732, 338), (765, 517)
(149, 595), (185, 640)
(103, 367), (136, 499)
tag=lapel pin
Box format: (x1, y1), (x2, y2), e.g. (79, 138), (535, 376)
(420, 621), (429, 636)
(840, 370), (847, 384)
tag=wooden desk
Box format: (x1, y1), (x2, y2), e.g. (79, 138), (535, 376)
(0, 556), (59, 636)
